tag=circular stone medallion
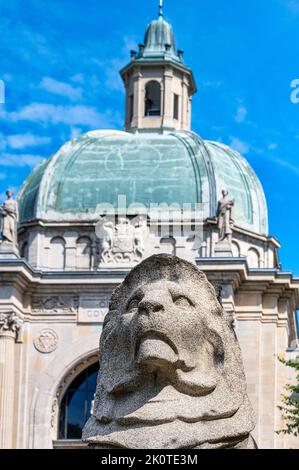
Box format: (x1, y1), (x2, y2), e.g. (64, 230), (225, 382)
(34, 329), (59, 353)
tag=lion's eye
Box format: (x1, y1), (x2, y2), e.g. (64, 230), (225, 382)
(174, 296), (192, 308)
(126, 298), (140, 312)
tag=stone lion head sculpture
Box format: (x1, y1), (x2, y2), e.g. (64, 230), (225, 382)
(83, 254), (256, 449)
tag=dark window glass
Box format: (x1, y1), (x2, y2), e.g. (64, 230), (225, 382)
(145, 81), (161, 116)
(21, 242), (28, 259)
(59, 362), (99, 440)
(129, 94), (134, 122)
(173, 94), (179, 120)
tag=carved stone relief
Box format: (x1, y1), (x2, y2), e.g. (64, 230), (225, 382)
(51, 396), (59, 430)
(96, 216), (147, 264)
(31, 296), (79, 314)
(34, 329), (59, 353)
(0, 311), (23, 341)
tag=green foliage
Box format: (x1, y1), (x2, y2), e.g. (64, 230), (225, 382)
(277, 356), (299, 437)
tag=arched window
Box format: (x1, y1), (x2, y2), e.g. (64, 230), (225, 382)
(76, 236), (91, 269)
(59, 362), (99, 440)
(247, 248), (260, 268)
(145, 81), (161, 116)
(173, 93), (179, 120)
(231, 241), (241, 258)
(49, 237), (66, 270)
(21, 241), (29, 259)
(129, 94), (134, 122)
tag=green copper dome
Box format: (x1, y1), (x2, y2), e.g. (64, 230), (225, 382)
(17, 130), (268, 235)
(120, 5), (196, 94)
(143, 14), (176, 58)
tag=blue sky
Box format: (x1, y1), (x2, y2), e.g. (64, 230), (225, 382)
(0, 0), (299, 274)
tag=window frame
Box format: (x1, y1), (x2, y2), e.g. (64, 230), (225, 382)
(173, 93), (179, 120)
(144, 80), (162, 117)
(58, 362), (99, 440)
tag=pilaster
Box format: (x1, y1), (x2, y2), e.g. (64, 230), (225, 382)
(0, 311), (23, 448)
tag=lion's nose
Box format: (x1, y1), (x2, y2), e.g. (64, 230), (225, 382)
(138, 299), (164, 316)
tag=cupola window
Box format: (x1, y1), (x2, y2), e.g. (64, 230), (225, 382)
(145, 81), (161, 116)
(129, 94), (134, 122)
(173, 94), (179, 120)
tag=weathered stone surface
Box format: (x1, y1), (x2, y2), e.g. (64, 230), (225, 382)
(96, 216), (147, 265)
(0, 190), (19, 247)
(216, 190), (234, 245)
(83, 254), (257, 449)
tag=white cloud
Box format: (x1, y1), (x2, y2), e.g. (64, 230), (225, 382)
(40, 77), (83, 101)
(0, 153), (46, 168)
(275, 158), (299, 177)
(70, 127), (82, 139)
(235, 105), (248, 123)
(105, 59), (124, 92)
(283, 0), (299, 13)
(202, 80), (223, 89)
(229, 137), (250, 155)
(0, 132), (50, 151)
(5, 133), (50, 149)
(122, 36), (138, 55)
(3, 73), (12, 82)
(91, 36), (137, 93)
(2, 102), (120, 128)
(268, 143), (278, 150)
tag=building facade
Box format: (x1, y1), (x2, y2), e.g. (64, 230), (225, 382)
(0, 5), (298, 449)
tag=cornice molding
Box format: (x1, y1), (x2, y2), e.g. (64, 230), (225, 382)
(0, 257), (298, 307)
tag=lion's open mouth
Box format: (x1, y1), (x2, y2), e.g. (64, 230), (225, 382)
(135, 331), (179, 368)
(135, 331), (178, 357)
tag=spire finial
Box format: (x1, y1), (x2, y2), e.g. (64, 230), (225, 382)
(159, 0), (163, 17)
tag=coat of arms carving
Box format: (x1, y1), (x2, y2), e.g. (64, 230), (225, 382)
(96, 216), (147, 264)
(34, 329), (59, 353)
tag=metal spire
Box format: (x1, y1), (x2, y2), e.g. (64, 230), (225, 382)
(159, 0), (163, 17)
